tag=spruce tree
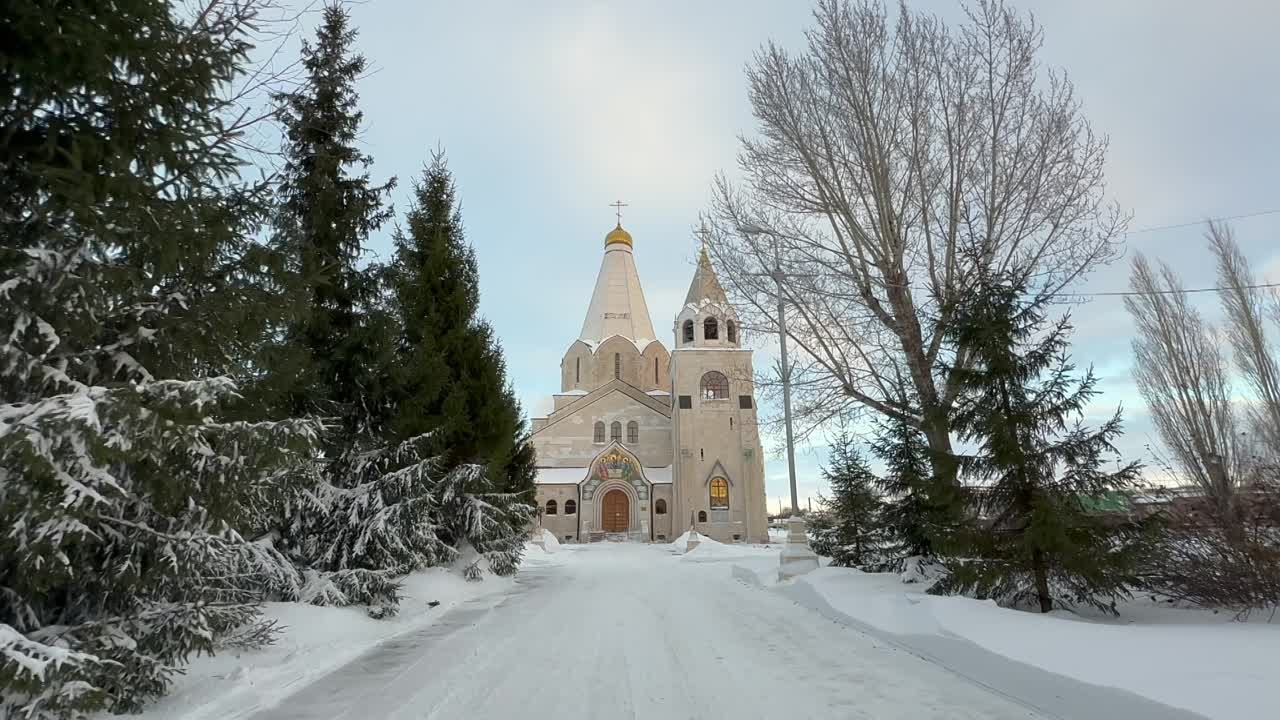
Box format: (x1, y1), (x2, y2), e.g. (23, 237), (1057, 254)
(871, 417), (962, 571)
(1, 1), (314, 716)
(811, 430), (882, 568)
(268, 3), (454, 610)
(386, 152), (534, 578)
(931, 276), (1147, 613)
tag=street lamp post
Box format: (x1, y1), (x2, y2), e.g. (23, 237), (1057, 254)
(764, 264), (820, 581)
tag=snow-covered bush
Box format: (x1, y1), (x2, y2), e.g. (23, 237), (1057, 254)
(0, 0), (321, 715)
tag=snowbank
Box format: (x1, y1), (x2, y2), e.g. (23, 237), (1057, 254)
(787, 566), (1280, 720)
(668, 529), (715, 553)
(536, 527), (561, 552)
(669, 531), (779, 564)
(126, 566), (514, 720)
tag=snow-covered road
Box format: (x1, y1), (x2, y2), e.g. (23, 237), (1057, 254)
(248, 543), (1046, 719)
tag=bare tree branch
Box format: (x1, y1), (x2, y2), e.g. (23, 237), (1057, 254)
(1124, 252), (1241, 514)
(1209, 221), (1280, 463)
(706, 0), (1126, 474)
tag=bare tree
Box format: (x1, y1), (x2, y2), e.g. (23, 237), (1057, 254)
(1124, 254), (1242, 515)
(1209, 221), (1280, 464)
(704, 0), (1126, 475)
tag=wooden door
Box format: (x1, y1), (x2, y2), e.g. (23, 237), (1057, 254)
(602, 489), (629, 532)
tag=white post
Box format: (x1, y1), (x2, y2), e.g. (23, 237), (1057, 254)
(772, 266), (819, 581)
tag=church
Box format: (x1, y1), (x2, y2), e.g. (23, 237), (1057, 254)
(531, 221), (769, 544)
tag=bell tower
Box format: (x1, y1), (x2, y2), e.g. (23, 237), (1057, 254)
(669, 250), (768, 543)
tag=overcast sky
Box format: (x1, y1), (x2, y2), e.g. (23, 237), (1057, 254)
(305, 0), (1280, 506)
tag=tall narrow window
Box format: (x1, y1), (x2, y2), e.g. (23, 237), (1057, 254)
(710, 477), (729, 509)
(545, 499), (558, 515)
(575, 357), (580, 383)
(593, 421), (605, 443)
(610, 421), (622, 442)
(703, 317), (719, 340)
(727, 320), (737, 344)
(682, 319), (694, 344)
(653, 357), (659, 384)
(626, 421), (639, 444)
(700, 371), (729, 400)
(614, 352), (621, 379)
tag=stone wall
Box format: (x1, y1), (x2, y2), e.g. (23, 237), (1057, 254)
(532, 391), (672, 468)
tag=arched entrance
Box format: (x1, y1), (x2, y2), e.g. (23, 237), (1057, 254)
(601, 489), (629, 532)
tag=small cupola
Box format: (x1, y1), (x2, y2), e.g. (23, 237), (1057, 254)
(675, 248), (739, 348)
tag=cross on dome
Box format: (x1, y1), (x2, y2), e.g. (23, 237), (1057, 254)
(605, 200), (634, 248)
(609, 199), (629, 225)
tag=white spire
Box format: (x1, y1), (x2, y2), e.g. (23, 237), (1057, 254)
(578, 226), (658, 348)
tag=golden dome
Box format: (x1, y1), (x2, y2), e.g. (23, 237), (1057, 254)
(605, 223), (633, 248)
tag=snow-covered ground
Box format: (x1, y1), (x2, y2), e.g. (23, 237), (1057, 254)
(235, 541), (1039, 720)
(126, 561), (520, 720)
(132, 536), (1272, 720)
(734, 554), (1279, 720)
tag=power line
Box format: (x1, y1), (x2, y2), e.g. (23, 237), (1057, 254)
(1125, 208), (1280, 235)
(1062, 280), (1280, 299)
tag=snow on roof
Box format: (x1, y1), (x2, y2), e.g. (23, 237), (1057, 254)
(646, 390), (671, 396)
(555, 389), (589, 396)
(645, 466), (673, 484)
(533, 465), (673, 485)
(575, 333), (664, 354)
(534, 467), (588, 485)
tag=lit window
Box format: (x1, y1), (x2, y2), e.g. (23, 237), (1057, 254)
(545, 500), (558, 515)
(594, 421), (605, 443)
(710, 477), (729, 510)
(700, 371), (729, 400)
(564, 500), (577, 515)
(703, 317), (719, 340)
(610, 421), (622, 442)
(626, 421), (639, 444)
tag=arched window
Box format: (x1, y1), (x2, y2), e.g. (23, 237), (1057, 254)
(703, 317), (719, 340)
(593, 421), (605, 443)
(697, 510), (707, 523)
(700, 371), (729, 400)
(610, 421), (622, 442)
(564, 499), (577, 515)
(614, 352), (621, 379)
(727, 320), (737, 344)
(655, 499), (667, 515)
(682, 319), (695, 344)
(710, 477), (729, 509)
(626, 421), (639, 444)
(545, 499), (558, 515)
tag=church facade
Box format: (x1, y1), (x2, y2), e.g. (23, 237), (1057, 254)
(531, 223), (769, 544)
